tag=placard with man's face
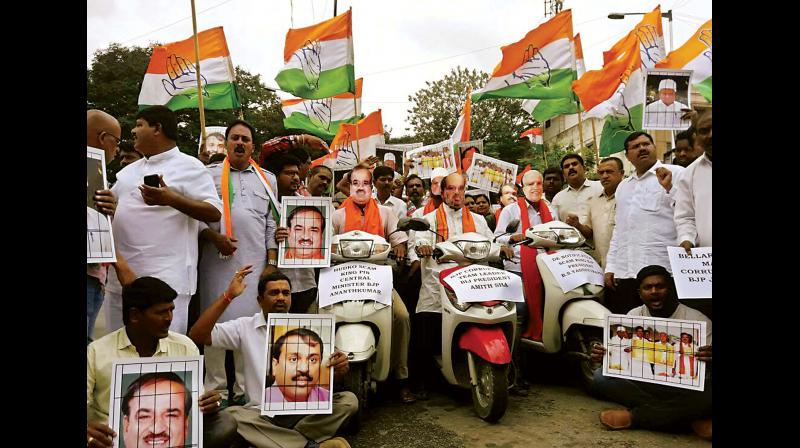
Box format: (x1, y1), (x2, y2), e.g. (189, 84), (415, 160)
(87, 146), (116, 263)
(642, 69), (693, 130)
(108, 356), (203, 448)
(261, 313), (336, 416)
(603, 314), (706, 391)
(278, 196), (332, 268)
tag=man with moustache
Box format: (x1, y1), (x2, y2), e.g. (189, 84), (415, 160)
(190, 269), (357, 448)
(266, 153), (320, 314)
(551, 154), (602, 242)
(604, 132), (685, 314)
(264, 328), (330, 403)
(306, 165), (334, 197)
(285, 206), (326, 260)
(410, 173), (512, 395)
(569, 157), (625, 268)
(493, 183), (518, 223)
(198, 119), (280, 406)
(87, 277), (237, 448)
(105, 106), (223, 335)
(404, 174), (426, 217)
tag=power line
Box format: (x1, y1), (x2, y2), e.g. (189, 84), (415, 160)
(121, 0), (236, 45)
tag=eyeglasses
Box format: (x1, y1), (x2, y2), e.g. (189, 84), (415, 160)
(100, 131), (122, 146)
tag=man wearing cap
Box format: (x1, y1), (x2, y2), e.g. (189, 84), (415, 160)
(590, 265), (712, 440)
(644, 79), (690, 129)
(607, 326), (632, 374)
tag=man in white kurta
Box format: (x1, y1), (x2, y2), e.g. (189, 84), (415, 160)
(674, 109), (712, 251)
(106, 106), (223, 335)
(607, 326), (632, 374)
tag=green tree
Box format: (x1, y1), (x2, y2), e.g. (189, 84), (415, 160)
(87, 44), (285, 164)
(406, 66), (536, 171)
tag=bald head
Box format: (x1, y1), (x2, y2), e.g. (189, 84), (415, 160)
(441, 172), (466, 210)
(87, 109), (122, 164)
(521, 170), (544, 202)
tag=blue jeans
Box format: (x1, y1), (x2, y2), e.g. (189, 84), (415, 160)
(591, 369), (712, 431)
(87, 275), (104, 345)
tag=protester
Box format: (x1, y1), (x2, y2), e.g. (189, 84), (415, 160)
(104, 106), (223, 335)
(331, 165), (415, 403)
(374, 165), (408, 220)
(604, 132), (685, 314)
(552, 154), (602, 244)
(671, 130), (700, 168)
(674, 109), (712, 252)
(404, 174), (425, 217)
(542, 166), (564, 203)
(493, 183), (518, 224)
(265, 152), (319, 314)
(87, 277), (238, 448)
(87, 109), (123, 343)
(117, 141), (143, 170)
(189, 269), (356, 448)
(198, 119), (279, 407)
(591, 265), (711, 441)
(572, 157), (625, 268)
(307, 164), (334, 196)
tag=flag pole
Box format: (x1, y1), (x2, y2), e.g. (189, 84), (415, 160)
(349, 7), (360, 162)
(576, 108), (586, 152)
(590, 117), (599, 163)
(541, 127), (548, 168)
(190, 0), (207, 142)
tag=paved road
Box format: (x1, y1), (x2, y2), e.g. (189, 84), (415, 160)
(347, 354), (710, 448)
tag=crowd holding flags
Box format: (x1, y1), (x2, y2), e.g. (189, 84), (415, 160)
(132, 4), (710, 172)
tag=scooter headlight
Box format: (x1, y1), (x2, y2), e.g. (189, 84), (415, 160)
(531, 230), (558, 243)
(336, 240), (373, 258)
(446, 288), (472, 312)
(554, 227), (582, 245)
(454, 240), (491, 260)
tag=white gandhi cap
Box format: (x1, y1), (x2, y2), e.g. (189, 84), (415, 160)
(658, 79), (677, 91)
(384, 152), (396, 162)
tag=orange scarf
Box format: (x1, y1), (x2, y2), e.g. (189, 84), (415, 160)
(341, 197), (384, 237)
(423, 196), (440, 215)
(220, 157), (280, 238)
(435, 203), (476, 242)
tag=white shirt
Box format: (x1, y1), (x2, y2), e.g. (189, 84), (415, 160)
(107, 147), (223, 295)
(408, 204), (492, 313)
(627, 303), (712, 345)
(551, 178), (602, 224)
(378, 195), (408, 222)
(211, 312), (270, 408)
(585, 191), (617, 269)
(87, 206), (113, 256)
(493, 199), (558, 272)
(605, 161), (685, 279)
(674, 154), (712, 247)
(644, 100), (691, 129)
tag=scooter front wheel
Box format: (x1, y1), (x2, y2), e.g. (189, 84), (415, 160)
(471, 358), (508, 422)
(343, 362), (368, 430)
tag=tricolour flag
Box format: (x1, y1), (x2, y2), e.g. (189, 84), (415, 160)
(603, 6), (665, 69)
(282, 78), (363, 140)
(472, 10), (574, 102)
(516, 164), (532, 185)
(520, 127), (543, 145)
(275, 10), (356, 99)
(521, 33), (585, 122)
(656, 20), (712, 103)
(138, 27), (240, 111)
(573, 32), (644, 156)
(450, 90), (472, 143)
(310, 110), (385, 169)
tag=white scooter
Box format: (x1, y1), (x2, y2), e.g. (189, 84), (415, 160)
(516, 220), (611, 389)
(401, 219), (519, 422)
(318, 230), (394, 424)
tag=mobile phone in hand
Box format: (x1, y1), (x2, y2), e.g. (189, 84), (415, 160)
(143, 174), (161, 188)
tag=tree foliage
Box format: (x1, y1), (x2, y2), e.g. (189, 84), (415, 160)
(406, 66), (537, 169)
(87, 43), (285, 163)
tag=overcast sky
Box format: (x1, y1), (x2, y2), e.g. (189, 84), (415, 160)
(87, 0), (711, 137)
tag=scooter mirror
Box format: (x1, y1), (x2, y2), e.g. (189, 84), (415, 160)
(398, 217), (431, 232)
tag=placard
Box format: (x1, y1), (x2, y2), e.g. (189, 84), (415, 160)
(87, 146), (116, 263)
(442, 265), (524, 303)
(278, 196), (332, 268)
(603, 314), (707, 391)
(539, 249), (604, 292)
(642, 69), (693, 130)
(465, 153), (518, 193)
(317, 261), (393, 307)
(406, 140), (457, 179)
(262, 314), (336, 416)
(108, 356), (203, 448)
(667, 246), (712, 299)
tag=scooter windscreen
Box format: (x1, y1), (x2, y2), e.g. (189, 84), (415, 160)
(524, 221), (585, 248)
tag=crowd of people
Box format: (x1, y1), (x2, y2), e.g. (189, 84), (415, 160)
(86, 105), (712, 446)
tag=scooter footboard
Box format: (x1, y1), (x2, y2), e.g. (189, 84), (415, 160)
(458, 326), (512, 364)
(335, 322), (392, 381)
(562, 300), (610, 337)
